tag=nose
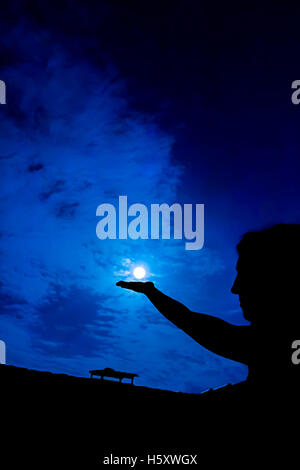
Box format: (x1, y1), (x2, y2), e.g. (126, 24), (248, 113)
(231, 276), (239, 295)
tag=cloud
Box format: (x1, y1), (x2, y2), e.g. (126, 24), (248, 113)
(30, 284), (117, 357)
(0, 20), (247, 391)
(0, 23), (180, 304)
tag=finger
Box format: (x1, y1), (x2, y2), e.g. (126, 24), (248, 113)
(117, 281), (135, 289)
(116, 281), (126, 287)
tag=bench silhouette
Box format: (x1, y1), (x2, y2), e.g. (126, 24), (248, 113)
(89, 367), (138, 385)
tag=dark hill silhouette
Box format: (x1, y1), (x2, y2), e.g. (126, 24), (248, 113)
(1, 364), (298, 468)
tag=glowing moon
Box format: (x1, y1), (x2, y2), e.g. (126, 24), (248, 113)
(133, 266), (146, 279)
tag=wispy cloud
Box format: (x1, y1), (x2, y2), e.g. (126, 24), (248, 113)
(0, 22), (247, 391)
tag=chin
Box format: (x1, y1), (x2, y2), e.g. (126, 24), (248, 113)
(241, 306), (251, 322)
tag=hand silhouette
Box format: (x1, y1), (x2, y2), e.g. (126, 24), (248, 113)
(116, 281), (154, 293)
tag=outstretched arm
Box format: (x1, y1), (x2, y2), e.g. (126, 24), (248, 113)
(117, 281), (250, 365)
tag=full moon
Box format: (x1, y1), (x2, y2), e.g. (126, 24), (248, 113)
(133, 266), (146, 279)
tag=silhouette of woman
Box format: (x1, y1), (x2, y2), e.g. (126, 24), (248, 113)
(117, 224), (300, 392)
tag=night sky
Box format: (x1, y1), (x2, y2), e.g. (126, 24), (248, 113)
(1, 1), (300, 392)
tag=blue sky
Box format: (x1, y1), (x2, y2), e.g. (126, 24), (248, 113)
(0, 1), (300, 392)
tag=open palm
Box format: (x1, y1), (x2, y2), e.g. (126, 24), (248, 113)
(116, 281), (154, 293)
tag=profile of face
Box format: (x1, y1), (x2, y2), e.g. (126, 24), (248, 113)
(231, 255), (281, 323)
(231, 257), (256, 322)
